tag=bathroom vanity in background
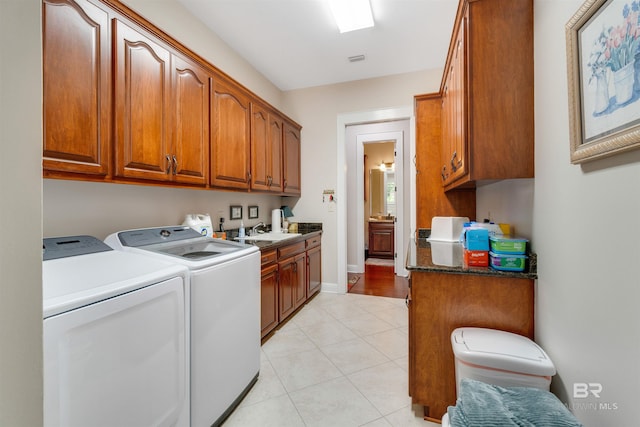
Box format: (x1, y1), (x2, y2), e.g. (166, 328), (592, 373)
(368, 220), (394, 259)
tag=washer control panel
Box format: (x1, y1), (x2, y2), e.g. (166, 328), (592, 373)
(43, 235), (112, 260)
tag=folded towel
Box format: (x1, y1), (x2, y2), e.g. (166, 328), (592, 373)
(448, 378), (584, 427)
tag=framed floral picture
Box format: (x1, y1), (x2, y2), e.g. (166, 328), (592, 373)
(566, 0), (640, 163)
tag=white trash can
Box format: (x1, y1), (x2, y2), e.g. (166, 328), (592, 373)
(451, 327), (556, 397)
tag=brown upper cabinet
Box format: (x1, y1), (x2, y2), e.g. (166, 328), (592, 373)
(113, 18), (209, 185)
(43, 0), (111, 177)
(283, 121), (302, 196)
(42, 0), (301, 194)
(250, 103), (284, 193)
(210, 77), (251, 190)
(439, 0), (534, 191)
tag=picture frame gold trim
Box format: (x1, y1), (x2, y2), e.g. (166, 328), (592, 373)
(566, 0), (640, 164)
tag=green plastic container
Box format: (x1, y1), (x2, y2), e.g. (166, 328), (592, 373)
(489, 252), (527, 272)
(489, 236), (528, 254)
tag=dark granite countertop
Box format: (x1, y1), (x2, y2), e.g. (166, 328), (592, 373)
(407, 238), (537, 280)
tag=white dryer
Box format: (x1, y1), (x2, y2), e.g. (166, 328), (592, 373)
(105, 226), (261, 427)
(43, 235), (190, 427)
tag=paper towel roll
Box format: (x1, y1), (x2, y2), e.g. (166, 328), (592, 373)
(272, 209), (282, 233)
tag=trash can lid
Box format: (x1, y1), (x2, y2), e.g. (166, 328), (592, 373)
(451, 327), (556, 376)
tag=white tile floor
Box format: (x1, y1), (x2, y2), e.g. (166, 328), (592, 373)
(222, 292), (440, 427)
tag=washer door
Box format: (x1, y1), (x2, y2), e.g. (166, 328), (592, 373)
(44, 277), (187, 427)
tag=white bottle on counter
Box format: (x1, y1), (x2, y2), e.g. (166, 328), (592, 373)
(238, 221), (245, 238)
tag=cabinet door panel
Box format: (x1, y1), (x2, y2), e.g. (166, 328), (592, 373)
(278, 259), (296, 320)
(114, 19), (171, 181)
(283, 122), (301, 195)
(306, 245), (321, 297)
(261, 264), (279, 338)
(211, 78), (251, 189)
(293, 254), (306, 310)
(250, 104), (270, 191)
(172, 54), (210, 185)
(43, 0), (110, 175)
(268, 114), (284, 192)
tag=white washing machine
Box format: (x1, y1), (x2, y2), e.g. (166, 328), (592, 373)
(43, 235), (190, 427)
(105, 226), (261, 427)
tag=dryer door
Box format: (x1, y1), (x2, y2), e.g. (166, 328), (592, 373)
(44, 277), (187, 427)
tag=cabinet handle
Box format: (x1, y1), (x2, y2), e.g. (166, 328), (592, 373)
(441, 165), (448, 181)
(450, 151), (458, 172)
(172, 155), (178, 175)
(292, 262), (297, 272)
(268, 176), (272, 186)
(247, 172), (252, 183)
(284, 179), (288, 189)
(165, 155), (172, 174)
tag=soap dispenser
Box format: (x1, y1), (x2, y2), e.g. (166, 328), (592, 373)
(239, 220), (245, 238)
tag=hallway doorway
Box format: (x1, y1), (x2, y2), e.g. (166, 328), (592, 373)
(336, 106), (416, 295)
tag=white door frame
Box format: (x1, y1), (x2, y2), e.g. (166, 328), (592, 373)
(336, 106), (415, 294)
(355, 132), (404, 275)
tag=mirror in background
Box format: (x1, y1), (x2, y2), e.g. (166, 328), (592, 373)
(369, 167), (396, 218)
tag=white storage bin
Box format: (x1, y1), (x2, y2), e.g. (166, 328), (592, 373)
(451, 327), (556, 396)
(428, 216), (469, 242)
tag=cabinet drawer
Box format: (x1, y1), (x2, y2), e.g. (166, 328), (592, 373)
(278, 241), (305, 259)
(261, 249), (277, 266)
(305, 234), (321, 249)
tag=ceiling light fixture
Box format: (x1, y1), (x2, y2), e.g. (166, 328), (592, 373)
(348, 54), (366, 62)
(329, 0), (374, 33)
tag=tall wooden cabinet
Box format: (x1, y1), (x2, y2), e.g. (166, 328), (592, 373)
(438, 0), (534, 191)
(43, 0), (111, 176)
(414, 95), (475, 230)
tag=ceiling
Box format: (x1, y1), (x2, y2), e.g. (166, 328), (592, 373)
(176, 0), (458, 91)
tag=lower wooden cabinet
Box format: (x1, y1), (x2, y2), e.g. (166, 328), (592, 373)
(368, 221), (395, 259)
(260, 250), (279, 338)
(408, 270), (534, 422)
(279, 253), (306, 319)
(306, 245), (321, 297)
(260, 233), (322, 339)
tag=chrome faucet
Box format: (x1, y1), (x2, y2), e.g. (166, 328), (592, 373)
(251, 222), (266, 236)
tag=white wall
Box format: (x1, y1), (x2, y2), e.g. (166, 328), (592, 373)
(282, 69), (442, 286)
(43, 180), (284, 239)
(121, 0), (283, 110)
(0, 0), (43, 425)
(479, 2), (640, 425)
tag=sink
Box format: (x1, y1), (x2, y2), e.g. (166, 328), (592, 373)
(235, 232), (302, 242)
(369, 216), (394, 222)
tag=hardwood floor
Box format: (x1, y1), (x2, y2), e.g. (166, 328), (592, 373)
(348, 262), (409, 299)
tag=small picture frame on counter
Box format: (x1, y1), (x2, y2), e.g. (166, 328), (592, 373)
(248, 205), (259, 219)
(230, 205), (242, 220)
